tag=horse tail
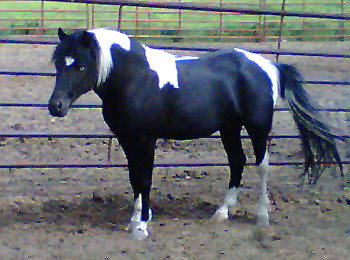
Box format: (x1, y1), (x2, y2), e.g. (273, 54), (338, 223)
(276, 63), (343, 184)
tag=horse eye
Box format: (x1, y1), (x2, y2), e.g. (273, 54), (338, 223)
(79, 66), (85, 71)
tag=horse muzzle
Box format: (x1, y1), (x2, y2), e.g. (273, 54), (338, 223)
(48, 98), (70, 117)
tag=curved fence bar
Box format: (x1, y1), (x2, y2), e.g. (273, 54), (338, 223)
(1, 0), (349, 42)
(45, 0), (350, 21)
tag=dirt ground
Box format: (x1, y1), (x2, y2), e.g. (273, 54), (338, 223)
(0, 40), (349, 259)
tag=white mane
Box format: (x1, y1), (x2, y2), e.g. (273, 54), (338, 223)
(90, 28), (199, 89)
(90, 28), (131, 86)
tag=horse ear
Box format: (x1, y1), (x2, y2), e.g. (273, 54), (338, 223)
(58, 28), (67, 41)
(81, 31), (94, 48)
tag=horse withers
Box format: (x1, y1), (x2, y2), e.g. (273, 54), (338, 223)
(48, 28), (343, 240)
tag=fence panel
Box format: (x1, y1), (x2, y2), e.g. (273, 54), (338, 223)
(0, 0), (348, 42)
(0, 0), (349, 171)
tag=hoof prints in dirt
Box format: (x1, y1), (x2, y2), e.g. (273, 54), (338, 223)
(0, 194), (132, 230)
(0, 193), (218, 229)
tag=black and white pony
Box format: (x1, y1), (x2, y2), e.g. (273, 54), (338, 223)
(48, 28), (343, 240)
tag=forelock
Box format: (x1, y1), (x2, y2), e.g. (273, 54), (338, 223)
(52, 34), (77, 63)
(52, 31), (88, 63)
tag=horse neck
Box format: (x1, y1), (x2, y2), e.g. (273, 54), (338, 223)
(93, 48), (149, 103)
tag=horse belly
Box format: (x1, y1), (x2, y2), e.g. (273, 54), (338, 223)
(155, 107), (221, 140)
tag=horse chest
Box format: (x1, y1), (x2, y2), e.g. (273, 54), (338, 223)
(101, 100), (163, 135)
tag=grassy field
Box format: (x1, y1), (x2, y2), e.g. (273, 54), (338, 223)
(0, 0), (348, 41)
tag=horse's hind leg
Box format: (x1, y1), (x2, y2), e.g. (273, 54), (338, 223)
(256, 149), (270, 225)
(212, 126), (246, 222)
(245, 123), (271, 226)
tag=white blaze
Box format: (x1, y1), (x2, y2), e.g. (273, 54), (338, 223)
(65, 56), (75, 66)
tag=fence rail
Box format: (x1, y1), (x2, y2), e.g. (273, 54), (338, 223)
(2, 70), (350, 87)
(1, 161), (349, 170)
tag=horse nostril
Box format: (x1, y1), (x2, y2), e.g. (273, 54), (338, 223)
(57, 101), (63, 110)
(48, 99), (67, 117)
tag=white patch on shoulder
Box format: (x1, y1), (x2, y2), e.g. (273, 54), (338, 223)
(65, 56), (75, 67)
(89, 28), (131, 86)
(143, 45), (180, 89)
(234, 48), (279, 104)
(142, 47), (198, 89)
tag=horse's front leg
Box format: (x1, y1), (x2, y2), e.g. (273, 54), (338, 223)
(119, 135), (156, 240)
(128, 193), (152, 230)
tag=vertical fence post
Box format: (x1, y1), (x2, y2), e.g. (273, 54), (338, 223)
(86, 4), (90, 30)
(219, 0), (223, 38)
(107, 138), (113, 162)
(135, 6), (139, 36)
(91, 4), (95, 28)
(339, 0), (345, 41)
(301, 0), (306, 41)
(118, 5), (124, 31)
(40, 0), (45, 35)
(276, 0), (286, 62)
(178, 0), (182, 38)
(258, 0), (266, 42)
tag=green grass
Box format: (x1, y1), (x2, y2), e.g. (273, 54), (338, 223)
(0, 0), (348, 42)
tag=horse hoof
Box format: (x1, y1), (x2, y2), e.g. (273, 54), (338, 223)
(129, 228), (148, 240)
(210, 209), (228, 222)
(257, 215), (269, 226)
(125, 221), (139, 231)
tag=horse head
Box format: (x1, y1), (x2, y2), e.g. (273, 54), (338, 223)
(48, 28), (99, 117)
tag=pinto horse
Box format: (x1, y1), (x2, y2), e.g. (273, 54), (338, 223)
(48, 28), (343, 240)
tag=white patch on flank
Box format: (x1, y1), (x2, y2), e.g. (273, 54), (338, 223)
(89, 28), (131, 86)
(143, 46), (198, 89)
(65, 56), (75, 66)
(211, 187), (239, 222)
(234, 48), (279, 104)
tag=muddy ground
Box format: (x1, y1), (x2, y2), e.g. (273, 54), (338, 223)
(0, 40), (349, 259)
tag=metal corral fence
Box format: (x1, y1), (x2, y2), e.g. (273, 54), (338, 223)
(0, 0), (349, 42)
(0, 0), (349, 170)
